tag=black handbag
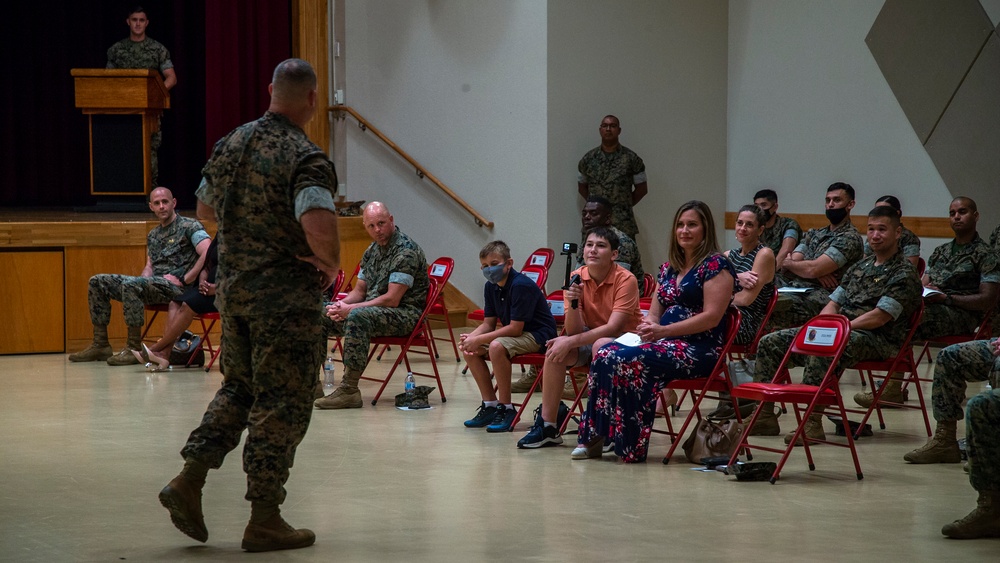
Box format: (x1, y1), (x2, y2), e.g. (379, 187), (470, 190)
(168, 330), (205, 367)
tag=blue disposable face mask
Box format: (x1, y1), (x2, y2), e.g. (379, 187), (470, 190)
(482, 264), (506, 284)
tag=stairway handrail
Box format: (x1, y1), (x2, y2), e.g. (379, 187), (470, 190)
(330, 104), (494, 229)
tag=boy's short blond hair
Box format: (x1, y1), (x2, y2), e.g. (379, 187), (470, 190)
(479, 240), (511, 261)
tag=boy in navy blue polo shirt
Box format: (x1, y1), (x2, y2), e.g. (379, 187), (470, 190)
(460, 241), (558, 432)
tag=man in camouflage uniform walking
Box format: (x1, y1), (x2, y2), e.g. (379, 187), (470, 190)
(767, 182), (864, 332)
(107, 6), (177, 185)
(749, 206), (921, 442)
(315, 201), (429, 410)
(159, 58), (340, 552)
(69, 187), (209, 365)
(577, 115), (648, 241)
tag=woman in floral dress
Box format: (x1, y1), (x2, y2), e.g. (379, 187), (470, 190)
(573, 200), (736, 463)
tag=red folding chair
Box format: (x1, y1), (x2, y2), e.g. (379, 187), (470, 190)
(330, 264), (360, 360)
(141, 303), (170, 341)
(523, 248), (555, 271)
(660, 307), (742, 463)
(360, 277), (447, 405)
(641, 273), (656, 298)
(913, 305), (995, 366)
(843, 302), (930, 438)
(424, 258), (459, 362)
(191, 312), (223, 371)
(728, 286), (779, 359)
(727, 314), (862, 483)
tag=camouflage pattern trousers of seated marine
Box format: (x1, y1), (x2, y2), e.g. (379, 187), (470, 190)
(87, 273), (181, 327)
(324, 305), (421, 373)
(930, 338), (1000, 423)
(180, 311), (326, 505)
(966, 389), (1000, 492)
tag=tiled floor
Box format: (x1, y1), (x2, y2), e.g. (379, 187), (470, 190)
(0, 339), (996, 562)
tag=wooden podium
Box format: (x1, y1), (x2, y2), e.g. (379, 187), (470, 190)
(71, 69), (170, 197)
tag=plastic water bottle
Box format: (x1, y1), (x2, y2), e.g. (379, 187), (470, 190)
(323, 356), (335, 388)
(404, 371), (416, 395)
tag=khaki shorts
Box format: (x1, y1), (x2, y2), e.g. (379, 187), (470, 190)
(495, 333), (541, 357)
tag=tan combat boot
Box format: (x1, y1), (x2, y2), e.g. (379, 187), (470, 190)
(749, 402), (780, 436)
(784, 413), (826, 446)
(107, 326), (143, 366)
(158, 458), (209, 543)
(314, 368), (363, 409)
(510, 365), (539, 393)
(941, 490), (1000, 539)
(904, 420), (961, 463)
(68, 325), (114, 362)
(561, 371), (589, 400)
(242, 513), (316, 552)
(854, 375), (908, 408)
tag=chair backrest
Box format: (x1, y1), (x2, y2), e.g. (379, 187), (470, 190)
(322, 269), (347, 302)
(523, 248), (555, 271)
(545, 290), (565, 323)
(642, 272), (656, 298)
(340, 261), (362, 295)
(789, 314), (852, 359)
(521, 264), (548, 290)
(428, 257), (455, 286)
(887, 300), (925, 369)
(916, 257), (926, 278)
(744, 286), (780, 355)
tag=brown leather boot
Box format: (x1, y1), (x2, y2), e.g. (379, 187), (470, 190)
(904, 420), (961, 463)
(242, 514), (316, 552)
(749, 402), (780, 436)
(784, 413), (826, 446)
(314, 368), (363, 409)
(158, 475), (208, 543)
(941, 490), (1000, 539)
(68, 325), (113, 362)
(107, 326), (143, 366)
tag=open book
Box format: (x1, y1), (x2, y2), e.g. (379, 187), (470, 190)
(922, 287), (944, 298)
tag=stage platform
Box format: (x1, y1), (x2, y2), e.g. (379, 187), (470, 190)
(1, 209), (470, 355)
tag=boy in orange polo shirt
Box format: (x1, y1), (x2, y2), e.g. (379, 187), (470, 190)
(517, 227), (642, 449)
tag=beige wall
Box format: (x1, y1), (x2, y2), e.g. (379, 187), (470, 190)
(727, 0), (955, 225)
(340, 1), (728, 299)
(547, 0), (729, 277)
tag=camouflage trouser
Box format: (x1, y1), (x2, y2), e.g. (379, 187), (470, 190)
(966, 389), (1000, 492)
(754, 327), (896, 386)
(930, 338), (1000, 422)
(87, 273), (181, 327)
(914, 303), (980, 341)
(766, 289), (831, 332)
(611, 203), (638, 241)
(180, 311), (325, 505)
(324, 305), (420, 372)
